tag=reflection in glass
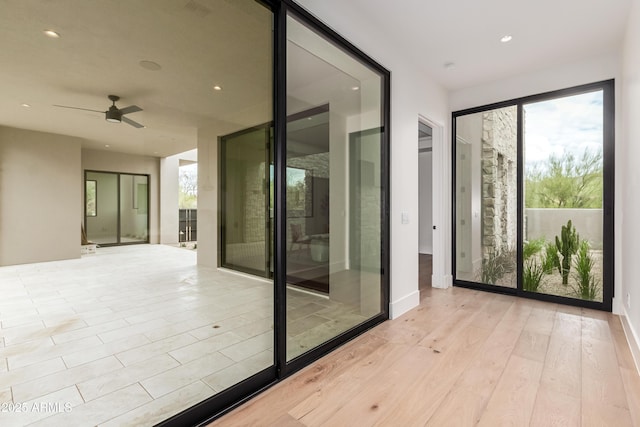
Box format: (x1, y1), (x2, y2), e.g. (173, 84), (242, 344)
(86, 180), (97, 217)
(85, 171), (118, 245)
(120, 174), (149, 243)
(220, 126), (271, 276)
(523, 91), (604, 302)
(455, 107), (517, 287)
(286, 14), (385, 360)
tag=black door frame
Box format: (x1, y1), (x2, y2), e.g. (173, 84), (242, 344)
(451, 79), (615, 312)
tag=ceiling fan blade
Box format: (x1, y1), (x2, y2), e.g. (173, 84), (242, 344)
(53, 105), (104, 113)
(122, 116), (145, 128)
(119, 105), (142, 115)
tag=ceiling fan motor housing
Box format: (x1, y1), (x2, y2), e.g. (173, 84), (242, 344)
(106, 106), (122, 123)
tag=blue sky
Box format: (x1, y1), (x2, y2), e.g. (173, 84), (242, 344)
(524, 90), (603, 169)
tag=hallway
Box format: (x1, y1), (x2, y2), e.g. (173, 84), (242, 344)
(212, 286), (640, 426)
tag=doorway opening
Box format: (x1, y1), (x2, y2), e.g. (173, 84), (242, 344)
(418, 121), (433, 296)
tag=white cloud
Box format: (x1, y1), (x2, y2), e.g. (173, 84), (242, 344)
(524, 90), (603, 170)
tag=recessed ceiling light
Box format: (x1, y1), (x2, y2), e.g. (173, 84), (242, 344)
(43, 30), (60, 38)
(444, 62), (456, 70)
(500, 35), (513, 43)
(21, 103), (31, 108)
(213, 85), (222, 91)
(139, 60), (162, 71)
(351, 86), (360, 91)
(104, 145), (110, 148)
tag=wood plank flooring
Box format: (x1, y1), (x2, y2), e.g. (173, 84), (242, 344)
(211, 286), (640, 426)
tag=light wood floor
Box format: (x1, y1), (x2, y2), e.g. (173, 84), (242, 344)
(211, 286), (640, 426)
(419, 253), (433, 292)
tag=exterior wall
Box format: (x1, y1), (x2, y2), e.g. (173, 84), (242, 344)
(81, 149), (160, 244)
(525, 209), (603, 249)
(297, 0), (451, 318)
(160, 154), (180, 245)
(621, 0), (640, 371)
(481, 109), (517, 258)
(196, 130), (218, 269)
(0, 126), (82, 266)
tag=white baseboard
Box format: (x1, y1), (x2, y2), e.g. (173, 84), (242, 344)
(389, 290), (420, 319)
(432, 273), (453, 289)
(621, 308), (640, 375)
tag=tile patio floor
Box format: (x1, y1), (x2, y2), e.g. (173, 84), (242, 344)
(0, 245), (365, 426)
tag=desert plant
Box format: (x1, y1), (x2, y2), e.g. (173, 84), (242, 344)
(523, 238), (546, 261)
(572, 240), (599, 300)
(481, 251), (505, 285)
(499, 249), (517, 273)
(523, 260), (545, 292)
(555, 220), (579, 285)
(542, 241), (559, 274)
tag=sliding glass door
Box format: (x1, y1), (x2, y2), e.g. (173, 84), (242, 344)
(284, 11), (388, 362)
(453, 81), (614, 311)
(85, 171), (149, 245)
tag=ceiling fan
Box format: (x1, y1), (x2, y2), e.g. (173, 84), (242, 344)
(54, 95), (144, 128)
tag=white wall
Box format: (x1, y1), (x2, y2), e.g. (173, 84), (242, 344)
(0, 126), (82, 266)
(621, 0), (640, 370)
(450, 53), (622, 111)
(296, 0), (451, 318)
(82, 149), (160, 244)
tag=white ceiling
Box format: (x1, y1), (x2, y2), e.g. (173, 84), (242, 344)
(0, 0), (633, 158)
(0, 0), (273, 158)
(301, 0), (633, 91)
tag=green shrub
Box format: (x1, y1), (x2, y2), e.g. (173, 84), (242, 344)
(572, 240), (599, 300)
(523, 238), (546, 262)
(481, 251), (505, 284)
(542, 241), (559, 275)
(523, 260), (545, 292)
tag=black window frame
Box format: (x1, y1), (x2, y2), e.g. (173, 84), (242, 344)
(451, 79), (615, 312)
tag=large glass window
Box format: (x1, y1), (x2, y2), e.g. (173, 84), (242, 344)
(523, 91), (604, 303)
(453, 81), (614, 311)
(285, 13), (387, 361)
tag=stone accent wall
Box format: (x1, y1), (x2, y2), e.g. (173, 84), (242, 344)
(481, 108), (517, 259)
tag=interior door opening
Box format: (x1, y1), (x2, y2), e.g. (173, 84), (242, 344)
(419, 121), (433, 293)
